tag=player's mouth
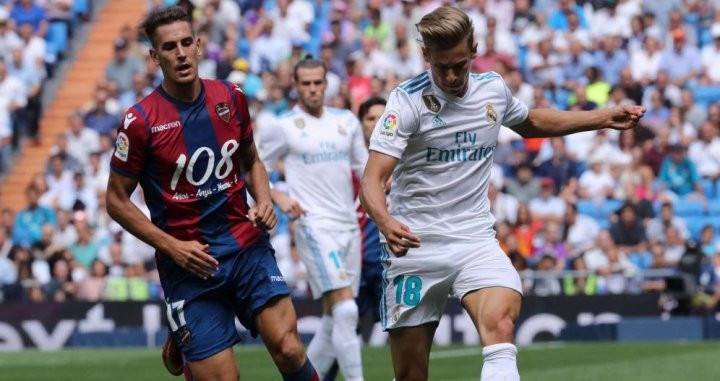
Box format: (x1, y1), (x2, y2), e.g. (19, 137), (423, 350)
(176, 63), (192, 76)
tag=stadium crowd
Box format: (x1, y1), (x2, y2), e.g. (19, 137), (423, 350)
(1, 0), (720, 309)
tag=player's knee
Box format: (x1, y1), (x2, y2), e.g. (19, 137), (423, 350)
(331, 299), (359, 328)
(481, 310), (516, 342)
(395, 365), (428, 381)
(270, 328), (306, 369)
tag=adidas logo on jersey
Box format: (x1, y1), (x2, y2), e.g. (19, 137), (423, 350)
(432, 115), (446, 128)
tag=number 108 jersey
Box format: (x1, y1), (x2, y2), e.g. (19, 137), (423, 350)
(110, 79), (263, 259)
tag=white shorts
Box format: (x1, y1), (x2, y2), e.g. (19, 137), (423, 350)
(293, 222), (361, 299)
(379, 239), (522, 330)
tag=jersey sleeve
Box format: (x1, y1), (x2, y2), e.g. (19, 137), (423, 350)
(368, 89), (418, 159)
(499, 76), (530, 127)
(348, 112), (369, 178)
(258, 118), (289, 173)
(230, 83), (254, 145)
(110, 107), (149, 178)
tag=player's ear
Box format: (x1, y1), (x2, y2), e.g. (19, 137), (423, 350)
(149, 48), (160, 65)
(421, 47), (429, 63)
(470, 41), (478, 59)
(195, 37), (201, 57)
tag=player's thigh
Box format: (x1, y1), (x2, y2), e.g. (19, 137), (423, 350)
(293, 223), (353, 299)
(186, 347), (238, 381)
(380, 243), (454, 331)
(232, 239), (292, 337)
(254, 295), (305, 365)
(453, 241), (522, 344)
(166, 293), (238, 364)
(388, 322), (438, 381)
(462, 287), (521, 345)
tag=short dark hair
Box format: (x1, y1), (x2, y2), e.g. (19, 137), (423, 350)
(293, 54), (327, 82)
(358, 97), (386, 120)
(141, 6), (192, 47)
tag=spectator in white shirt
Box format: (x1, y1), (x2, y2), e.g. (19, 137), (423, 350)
(701, 24), (720, 85)
(529, 177), (566, 223)
(646, 201), (690, 245)
(579, 155), (616, 200)
(688, 122), (720, 180)
(65, 111), (101, 165)
(630, 35), (663, 85)
(563, 203), (601, 257)
(489, 183), (519, 225)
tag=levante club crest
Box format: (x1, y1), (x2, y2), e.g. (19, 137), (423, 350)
(215, 102), (231, 123)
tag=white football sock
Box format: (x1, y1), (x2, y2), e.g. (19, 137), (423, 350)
(480, 343), (520, 381)
(307, 314), (335, 377)
(331, 299), (364, 381)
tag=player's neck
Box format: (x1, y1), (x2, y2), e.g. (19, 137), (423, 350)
(161, 79), (202, 104)
(299, 104), (323, 118)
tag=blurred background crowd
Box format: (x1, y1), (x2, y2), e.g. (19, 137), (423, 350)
(1, 0), (720, 311)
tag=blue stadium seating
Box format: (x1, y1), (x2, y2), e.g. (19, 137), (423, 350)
(46, 21), (69, 59)
(693, 86), (720, 108)
(670, 200), (706, 218)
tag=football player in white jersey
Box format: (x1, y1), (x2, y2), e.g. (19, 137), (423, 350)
(260, 58), (368, 381)
(360, 7), (645, 381)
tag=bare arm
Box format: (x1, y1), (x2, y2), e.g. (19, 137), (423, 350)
(106, 171), (218, 278)
(510, 105), (646, 138)
(360, 151), (420, 256)
(238, 142), (277, 230)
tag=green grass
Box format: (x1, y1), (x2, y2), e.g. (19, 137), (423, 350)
(1, 342), (719, 380)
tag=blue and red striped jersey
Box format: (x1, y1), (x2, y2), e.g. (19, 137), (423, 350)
(352, 173), (381, 265)
(110, 79), (262, 258)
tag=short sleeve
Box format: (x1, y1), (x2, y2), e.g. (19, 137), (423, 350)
(368, 89), (418, 159)
(230, 83), (254, 145)
(348, 113), (369, 177)
(258, 119), (288, 173)
(110, 107), (149, 178)
(500, 77), (529, 127)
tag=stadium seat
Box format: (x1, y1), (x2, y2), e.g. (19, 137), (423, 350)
(46, 21), (69, 58)
(687, 216), (717, 240)
(702, 179), (718, 199)
(577, 200), (602, 219)
(672, 199), (706, 218)
(693, 86), (720, 108)
(602, 199), (623, 216)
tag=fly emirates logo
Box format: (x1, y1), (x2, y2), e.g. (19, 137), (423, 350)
(425, 131), (496, 163)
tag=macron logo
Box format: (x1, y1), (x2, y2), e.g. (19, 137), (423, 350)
(123, 112), (137, 129)
(151, 121), (182, 133)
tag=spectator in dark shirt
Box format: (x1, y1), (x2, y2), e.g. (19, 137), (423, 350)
(83, 88), (120, 136)
(609, 203), (647, 254)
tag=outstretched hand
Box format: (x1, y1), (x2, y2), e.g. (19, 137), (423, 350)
(604, 105), (646, 131)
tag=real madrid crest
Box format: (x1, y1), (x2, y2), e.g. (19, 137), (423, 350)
(215, 102), (231, 123)
(294, 118), (305, 129)
(337, 124), (347, 136)
(485, 103), (497, 124)
(422, 95), (441, 113)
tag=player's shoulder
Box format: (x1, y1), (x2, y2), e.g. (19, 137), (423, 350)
(469, 71), (508, 99)
(276, 107), (300, 121)
(203, 78), (243, 98)
(469, 71), (502, 83)
(397, 71), (431, 96)
(325, 106), (357, 120)
(121, 100), (151, 133)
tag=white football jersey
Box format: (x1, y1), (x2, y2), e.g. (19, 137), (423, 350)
(369, 70), (529, 241)
(260, 105), (368, 228)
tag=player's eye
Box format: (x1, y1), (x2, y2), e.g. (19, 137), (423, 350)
(181, 38), (194, 46)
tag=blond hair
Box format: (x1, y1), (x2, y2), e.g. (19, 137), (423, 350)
(416, 7), (474, 51)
